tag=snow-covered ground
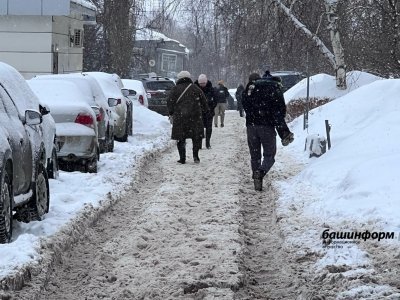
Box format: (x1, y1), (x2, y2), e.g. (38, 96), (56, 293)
(276, 72), (400, 298)
(0, 102), (171, 279)
(1, 71), (400, 298)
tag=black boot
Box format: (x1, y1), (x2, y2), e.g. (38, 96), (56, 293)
(193, 139), (201, 163)
(205, 127), (212, 149)
(177, 140), (186, 164)
(193, 149), (200, 163)
(253, 170), (265, 191)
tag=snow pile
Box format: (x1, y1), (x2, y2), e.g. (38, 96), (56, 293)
(284, 71), (383, 103)
(282, 78), (400, 230)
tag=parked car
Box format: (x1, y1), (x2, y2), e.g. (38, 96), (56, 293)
(140, 77), (175, 115)
(27, 80), (102, 173)
(121, 79), (149, 107)
(84, 72), (133, 142)
(0, 62), (50, 243)
(33, 73), (117, 153)
(271, 71), (306, 93)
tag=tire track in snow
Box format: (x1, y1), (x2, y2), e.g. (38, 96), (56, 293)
(233, 120), (333, 299)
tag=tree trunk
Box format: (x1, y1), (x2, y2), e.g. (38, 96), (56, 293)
(325, 0), (346, 89)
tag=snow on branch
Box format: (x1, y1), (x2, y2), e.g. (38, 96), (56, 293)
(272, 0), (336, 68)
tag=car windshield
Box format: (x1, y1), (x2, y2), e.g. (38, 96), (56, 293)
(280, 76), (300, 87)
(145, 81), (175, 91)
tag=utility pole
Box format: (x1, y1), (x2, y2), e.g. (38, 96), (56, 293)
(304, 51), (310, 130)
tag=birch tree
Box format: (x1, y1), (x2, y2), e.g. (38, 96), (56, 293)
(272, 0), (347, 89)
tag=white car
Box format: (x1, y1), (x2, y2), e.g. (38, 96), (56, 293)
(121, 79), (149, 107)
(27, 80), (100, 173)
(33, 73), (117, 153)
(84, 72), (133, 142)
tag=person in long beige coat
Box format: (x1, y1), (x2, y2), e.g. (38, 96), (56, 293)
(167, 71), (209, 164)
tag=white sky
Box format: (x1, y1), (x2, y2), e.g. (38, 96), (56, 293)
(1, 72), (400, 298)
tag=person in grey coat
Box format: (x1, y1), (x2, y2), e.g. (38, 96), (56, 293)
(167, 71), (209, 164)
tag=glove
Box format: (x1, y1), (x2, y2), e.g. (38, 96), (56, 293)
(168, 115), (173, 124)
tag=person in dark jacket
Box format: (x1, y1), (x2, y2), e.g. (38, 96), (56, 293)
(167, 71), (209, 164)
(194, 74), (217, 149)
(213, 80), (230, 127)
(235, 84), (245, 117)
(263, 70), (294, 146)
(242, 71), (289, 191)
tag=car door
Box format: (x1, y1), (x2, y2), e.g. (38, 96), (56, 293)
(0, 86), (32, 193)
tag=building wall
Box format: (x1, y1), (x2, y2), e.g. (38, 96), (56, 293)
(0, 15), (53, 78)
(52, 15), (84, 75)
(133, 40), (188, 78)
(0, 0), (94, 79)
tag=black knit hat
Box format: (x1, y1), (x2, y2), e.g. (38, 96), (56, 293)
(249, 73), (261, 82)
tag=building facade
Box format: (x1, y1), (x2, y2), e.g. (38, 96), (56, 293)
(133, 29), (189, 79)
(0, 0), (95, 79)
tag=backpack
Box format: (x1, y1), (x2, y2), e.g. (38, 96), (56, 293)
(246, 78), (282, 118)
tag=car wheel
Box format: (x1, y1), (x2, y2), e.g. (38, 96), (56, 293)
(128, 112), (133, 136)
(108, 132), (114, 152)
(117, 130), (128, 142)
(16, 164), (49, 222)
(99, 139), (106, 154)
(0, 169), (12, 244)
(30, 164), (49, 220)
(120, 122), (129, 142)
(85, 157), (98, 173)
(47, 147), (59, 179)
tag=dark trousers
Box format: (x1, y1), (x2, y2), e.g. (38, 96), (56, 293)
(203, 114), (213, 147)
(177, 138), (202, 160)
(246, 125), (277, 174)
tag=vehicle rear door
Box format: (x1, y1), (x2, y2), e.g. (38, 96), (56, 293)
(0, 86), (32, 193)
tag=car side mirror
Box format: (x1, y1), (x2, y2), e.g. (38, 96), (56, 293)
(128, 89), (137, 96)
(39, 104), (50, 115)
(108, 98), (119, 107)
(25, 109), (42, 125)
(121, 89), (130, 97)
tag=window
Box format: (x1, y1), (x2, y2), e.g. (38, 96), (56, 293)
(161, 53), (177, 72)
(73, 29), (83, 47)
(145, 81), (175, 91)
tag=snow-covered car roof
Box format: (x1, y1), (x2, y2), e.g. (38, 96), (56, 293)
(84, 72), (124, 99)
(0, 62), (40, 116)
(27, 79), (94, 116)
(121, 79), (146, 92)
(33, 73), (109, 109)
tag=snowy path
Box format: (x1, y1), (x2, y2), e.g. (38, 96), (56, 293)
(11, 112), (246, 299)
(7, 112), (397, 300)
